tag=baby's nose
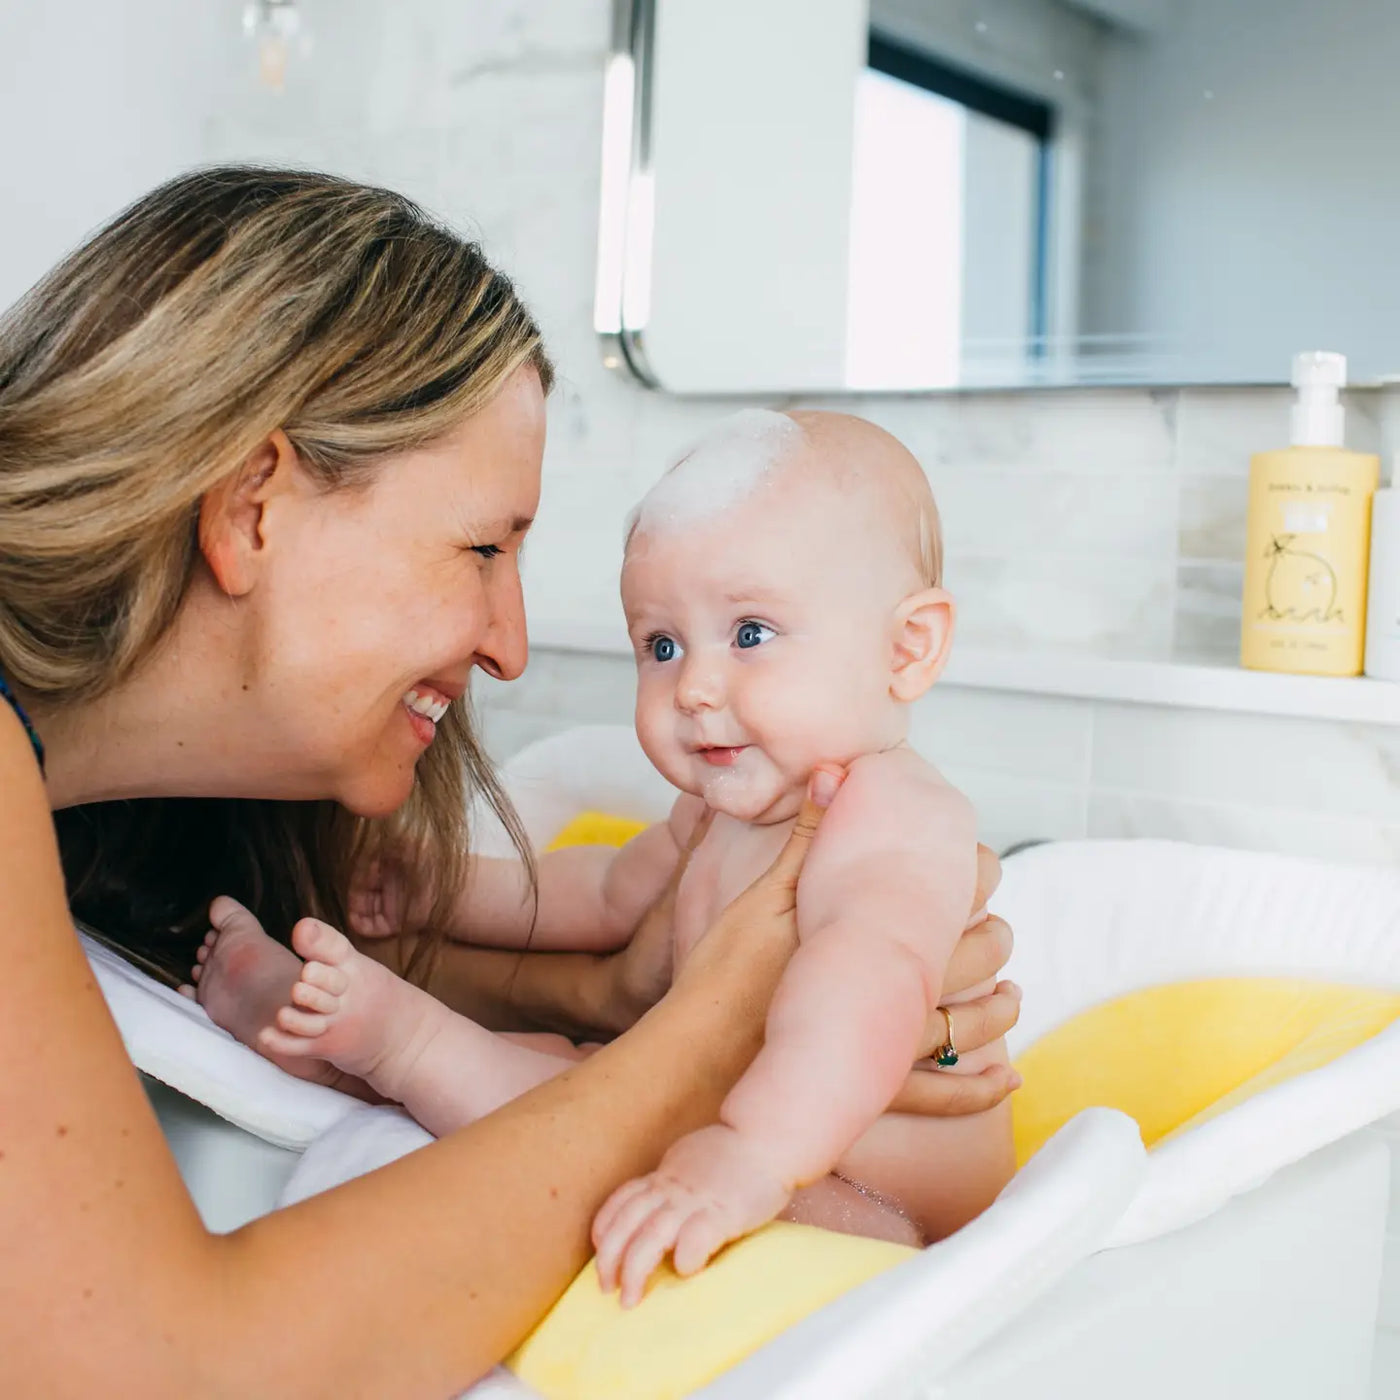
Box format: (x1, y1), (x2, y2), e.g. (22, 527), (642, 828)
(674, 653), (723, 712)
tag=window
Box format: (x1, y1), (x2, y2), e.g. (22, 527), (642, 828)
(846, 31), (1053, 388)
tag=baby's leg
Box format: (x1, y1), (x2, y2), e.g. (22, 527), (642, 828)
(264, 919), (579, 1136)
(182, 897), (375, 1100)
(782, 1174), (923, 1248)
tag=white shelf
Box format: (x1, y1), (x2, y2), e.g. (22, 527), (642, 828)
(941, 649), (1400, 725)
(529, 624), (1400, 727)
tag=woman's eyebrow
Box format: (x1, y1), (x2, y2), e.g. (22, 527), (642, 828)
(471, 514), (535, 536)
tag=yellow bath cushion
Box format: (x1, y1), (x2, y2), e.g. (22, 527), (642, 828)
(508, 1221), (916, 1400)
(525, 814), (1400, 1396)
(1012, 977), (1400, 1165)
(546, 811), (650, 852)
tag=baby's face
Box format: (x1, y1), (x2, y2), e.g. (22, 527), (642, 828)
(622, 480), (912, 824)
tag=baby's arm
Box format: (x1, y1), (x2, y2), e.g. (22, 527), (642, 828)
(593, 753), (976, 1303)
(352, 796), (703, 954)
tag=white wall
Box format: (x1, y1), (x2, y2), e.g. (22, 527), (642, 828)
(0, 2), (235, 310)
(1087, 0), (1400, 380)
(2, 0), (1395, 864)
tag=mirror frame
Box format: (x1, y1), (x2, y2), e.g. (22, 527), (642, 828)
(595, 0), (664, 388)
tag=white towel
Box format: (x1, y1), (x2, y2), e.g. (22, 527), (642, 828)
(84, 930), (358, 1150)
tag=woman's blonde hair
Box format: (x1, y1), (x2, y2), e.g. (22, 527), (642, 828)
(0, 166), (552, 982)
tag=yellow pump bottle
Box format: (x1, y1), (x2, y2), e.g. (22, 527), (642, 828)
(1241, 353), (1380, 676)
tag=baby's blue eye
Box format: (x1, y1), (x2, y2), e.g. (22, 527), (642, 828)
(650, 635), (678, 663)
(735, 621), (775, 650)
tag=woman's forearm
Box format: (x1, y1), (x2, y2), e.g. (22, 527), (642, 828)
(216, 971), (765, 1393)
(2, 718), (772, 1397)
(393, 935), (629, 1038)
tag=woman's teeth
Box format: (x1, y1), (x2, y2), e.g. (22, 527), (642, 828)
(403, 688), (450, 724)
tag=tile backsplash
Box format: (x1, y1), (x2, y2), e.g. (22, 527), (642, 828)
(474, 652), (1400, 865)
(197, 0), (1397, 865)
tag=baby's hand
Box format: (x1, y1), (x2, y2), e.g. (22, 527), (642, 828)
(347, 857), (412, 939)
(592, 1124), (791, 1307)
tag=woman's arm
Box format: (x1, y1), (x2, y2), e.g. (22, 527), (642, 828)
(376, 841), (1024, 1115)
(0, 714), (822, 1396)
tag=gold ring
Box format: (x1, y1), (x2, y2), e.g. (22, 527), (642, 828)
(934, 1007), (958, 1067)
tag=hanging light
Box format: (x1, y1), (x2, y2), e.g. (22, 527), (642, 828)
(243, 0), (308, 91)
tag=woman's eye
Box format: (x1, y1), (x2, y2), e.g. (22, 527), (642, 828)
(470, 544), (504, 560)
(735, 621), (775, 650)
(649, 634), (679, 663)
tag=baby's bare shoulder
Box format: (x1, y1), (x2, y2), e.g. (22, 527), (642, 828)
(815, 748), (972, 862)
(800, 749), (977, 948)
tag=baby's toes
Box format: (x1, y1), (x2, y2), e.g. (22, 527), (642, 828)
(257, 1025), (319, 1059)
(290, 917), (352, 966)
(301, 959), (349, 997)
(274, 1004), (330, 1038)
(208, 895), (259, 934)
(290, 978), (340, 1015)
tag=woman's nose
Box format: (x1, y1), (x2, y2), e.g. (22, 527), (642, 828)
(472, 559), (529, 682)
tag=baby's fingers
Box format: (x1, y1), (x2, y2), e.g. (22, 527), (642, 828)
(672, 1208), (728, 1278)
(618, 1204), (687, 1308)
(593, 1177), (651, 1251)
(594, 1180), (663, 1290)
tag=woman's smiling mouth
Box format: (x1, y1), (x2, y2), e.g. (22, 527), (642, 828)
(403, 684), (453, 745)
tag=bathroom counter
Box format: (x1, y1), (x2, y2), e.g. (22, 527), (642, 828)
(528, 623), (1400, 727)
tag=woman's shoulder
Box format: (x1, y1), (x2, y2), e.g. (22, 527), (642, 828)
(0, 703), (62, 908)
(0, 694), (53, 838)
(0, 671), (45, 774)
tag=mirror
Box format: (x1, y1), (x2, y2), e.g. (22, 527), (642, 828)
(596, 0), (1400, 394)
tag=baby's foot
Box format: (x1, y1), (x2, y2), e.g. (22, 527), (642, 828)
(181, 897), (369, 1098)
(257, 917), (431, 1101)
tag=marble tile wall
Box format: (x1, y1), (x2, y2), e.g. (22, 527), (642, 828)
(204, 0), (1399, 865)
(474, 651), (1400, 864)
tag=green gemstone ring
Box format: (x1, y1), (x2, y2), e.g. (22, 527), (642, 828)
(934, 1006), (958, 1067)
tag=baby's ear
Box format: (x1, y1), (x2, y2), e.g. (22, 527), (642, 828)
(888, 587), (955, 702)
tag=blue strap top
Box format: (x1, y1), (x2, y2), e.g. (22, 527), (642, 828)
(0, 670), (45, 773)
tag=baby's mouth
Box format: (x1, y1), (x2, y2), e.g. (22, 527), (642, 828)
(697, 745), (749, 767)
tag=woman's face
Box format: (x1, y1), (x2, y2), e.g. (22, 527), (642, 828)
(249, 364), (545, 816)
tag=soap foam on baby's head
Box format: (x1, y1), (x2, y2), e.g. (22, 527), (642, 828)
(628, 408), (804, 540)
(626, 408), (942, 594)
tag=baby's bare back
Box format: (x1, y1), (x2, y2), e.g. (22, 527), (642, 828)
(671, 750), (1014, 1243)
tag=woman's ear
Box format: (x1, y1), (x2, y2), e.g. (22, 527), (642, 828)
(889, 587), (955, 702)
(198, 430), (300, 597)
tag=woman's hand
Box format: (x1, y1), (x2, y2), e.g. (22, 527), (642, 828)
(601, 786), (1022, 1119)
(667, 767), (842, 1020)
(890, 843), (1022, 1116)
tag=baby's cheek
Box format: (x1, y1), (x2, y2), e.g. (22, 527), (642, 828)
(754, 661), (860, 761)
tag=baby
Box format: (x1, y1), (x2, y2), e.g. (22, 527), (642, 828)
(191, 409), (1014, 1305)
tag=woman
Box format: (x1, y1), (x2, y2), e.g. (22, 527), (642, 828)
(0, 167), (1021, 1393)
